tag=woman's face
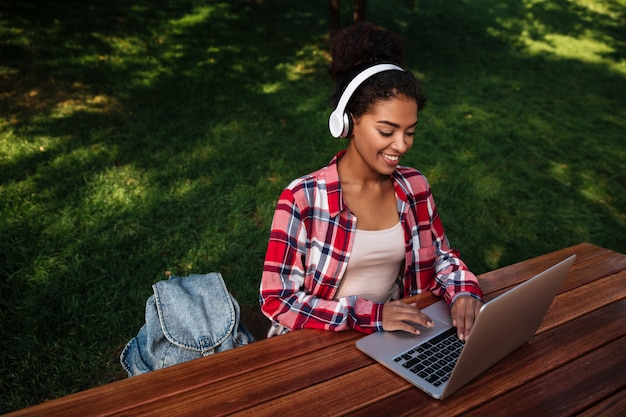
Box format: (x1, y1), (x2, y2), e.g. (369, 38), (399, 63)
(349, 95), (418, 176)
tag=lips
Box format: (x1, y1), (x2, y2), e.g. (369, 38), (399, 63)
(382, 153), (400, 162)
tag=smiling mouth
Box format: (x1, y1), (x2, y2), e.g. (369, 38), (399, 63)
(382, 153), (400, 162)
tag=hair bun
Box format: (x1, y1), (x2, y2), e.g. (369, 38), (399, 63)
(328, 23), (406, 84)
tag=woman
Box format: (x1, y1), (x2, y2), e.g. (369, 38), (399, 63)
(260, 23), (483, 341)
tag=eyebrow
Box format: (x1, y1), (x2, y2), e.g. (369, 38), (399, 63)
(376, 120), (419, 129)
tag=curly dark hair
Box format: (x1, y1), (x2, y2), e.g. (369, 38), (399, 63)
(328, 23), (427, 118)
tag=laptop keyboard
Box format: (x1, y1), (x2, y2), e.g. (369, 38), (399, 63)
(393, 327), (465, 387)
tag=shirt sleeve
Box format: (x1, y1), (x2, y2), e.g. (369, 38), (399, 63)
(259, 187), (384, 334)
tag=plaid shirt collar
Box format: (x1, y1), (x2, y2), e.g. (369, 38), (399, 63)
(325, 150), (412, 218)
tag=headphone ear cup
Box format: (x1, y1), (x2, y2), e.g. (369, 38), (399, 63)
(342, 112), (353, 138)
(329, 110), (346, 138)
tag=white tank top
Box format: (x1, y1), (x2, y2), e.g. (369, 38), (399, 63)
(335, 221), (405, 303)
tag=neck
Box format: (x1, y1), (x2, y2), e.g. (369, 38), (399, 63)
(337, 148), (390, 186)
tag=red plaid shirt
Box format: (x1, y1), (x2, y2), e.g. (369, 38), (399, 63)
(260, 151), (483, 334)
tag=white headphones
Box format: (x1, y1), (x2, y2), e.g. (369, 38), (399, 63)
(328, 63), (404, 138)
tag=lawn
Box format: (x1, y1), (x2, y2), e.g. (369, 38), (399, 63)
(1, 0), (625, 412)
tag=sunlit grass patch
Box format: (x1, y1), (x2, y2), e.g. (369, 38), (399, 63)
(522, 32), (620, 69)
(85, 165), (149, 211)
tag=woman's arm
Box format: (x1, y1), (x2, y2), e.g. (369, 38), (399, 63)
(260, 187), (384, 334)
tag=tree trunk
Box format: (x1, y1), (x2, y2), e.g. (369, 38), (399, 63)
(353, 0), (366, 23)
(329, 0), (340, 31)
(330, 0), (367, 32)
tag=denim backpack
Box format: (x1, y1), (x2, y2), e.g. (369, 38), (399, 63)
(120, 272), (254, 377)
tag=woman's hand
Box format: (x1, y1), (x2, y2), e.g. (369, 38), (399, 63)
(382, 301), (435, 334)
(450, 296), (483, 341)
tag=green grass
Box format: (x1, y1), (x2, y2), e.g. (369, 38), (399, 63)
(1, 0), (625, 412)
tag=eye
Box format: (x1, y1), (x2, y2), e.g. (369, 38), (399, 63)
(406, 131), (415, 137)
(378, 130), (393, 137)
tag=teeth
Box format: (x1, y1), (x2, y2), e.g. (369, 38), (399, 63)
(383, 154), (399, 161)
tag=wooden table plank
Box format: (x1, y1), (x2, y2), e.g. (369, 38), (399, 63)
(481, 244), (626, 300)
(343, 298), (626, 417)
(563, 249), (626, 291)
(476, 243), (609, 294)
(577, 388), (626, 417)
(462, 336), (626, 417)
(113, 337), (372, 416)
(537, 268), (626, 333)
(230, 365), (409, 417)
(4, 330), (360, 417)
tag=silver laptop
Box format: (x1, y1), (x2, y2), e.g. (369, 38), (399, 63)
(356, 255), (576, 399)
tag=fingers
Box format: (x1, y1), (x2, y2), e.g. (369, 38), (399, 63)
(451, 296), (483, 341)
(383, 297), (483, 341)
(382, 301), (435, 334)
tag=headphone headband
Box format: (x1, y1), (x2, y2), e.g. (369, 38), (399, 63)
(328, 63), (404, 138)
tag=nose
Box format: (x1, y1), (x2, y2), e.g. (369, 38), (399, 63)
(391, 133), (410, 153)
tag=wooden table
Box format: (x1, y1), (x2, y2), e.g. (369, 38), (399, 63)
(6, 243), (626, 416)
